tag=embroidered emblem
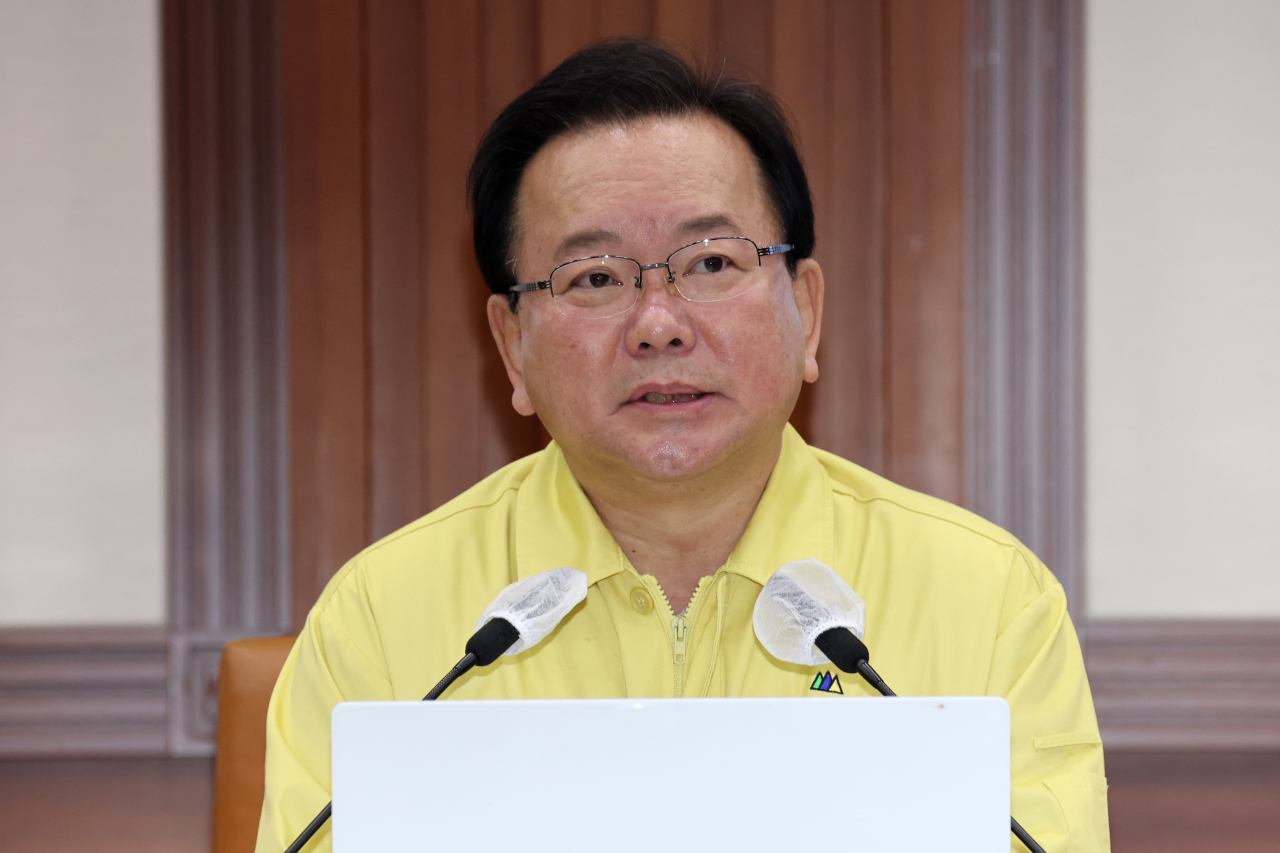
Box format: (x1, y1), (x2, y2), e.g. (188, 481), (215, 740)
(809, 671), (843, 694)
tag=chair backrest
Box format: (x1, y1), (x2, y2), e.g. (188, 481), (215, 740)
(212, 635), (297, 853)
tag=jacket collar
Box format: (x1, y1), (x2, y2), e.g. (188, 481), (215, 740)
(722, 424), (834, 587)
(514, 424), (833, 589)
(513, 440), (626, 587)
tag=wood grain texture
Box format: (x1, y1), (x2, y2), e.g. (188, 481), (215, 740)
(284, 0), (370, 629)
(1088, 621), (1280, 750)
(423, 2), (490, 510)
(600, 0), (651, 37)
(0, 628), (168, 757)
(965, 0), (1085, 615)
(771, 0), (830, 445)
(537, 0), (598, 74)
(479, 0), (552, 473)
(163, 0), (290, 755)
(884, 0), (967, 504)
(814, 0), (887, 473)
(368, 0), (426, 540)
(654, 0), (715, 60)
(1107, 751), (1280, 853)
(0, 758), (212, 853)
(714, 0), (772, 87)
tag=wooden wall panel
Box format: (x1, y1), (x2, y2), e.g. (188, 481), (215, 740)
(600, 0), (651, 36)
(163, 0), (290, 755)
(772, 0), (832, 445)
(422, 3), (490, 511)
(367, 0), (425, 540)
(714, 0), (771, 85)
(284, 0), (370, 627)
(481, 0), (539, 125)
(884, 0), (967, 504)
(653, 0), (716, 58)
(0, 628), (168, 757)
(537, 0), (599, 74)
(479, 0), (548, 476)
(815, 0), (887, 472)
(965, 0), (1085, 613)
(1089, 621), (1280, 749)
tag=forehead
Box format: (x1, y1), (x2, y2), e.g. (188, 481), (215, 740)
(512, 114), (777, 265)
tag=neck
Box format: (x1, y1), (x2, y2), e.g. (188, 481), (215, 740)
(566, 435), (782, 613)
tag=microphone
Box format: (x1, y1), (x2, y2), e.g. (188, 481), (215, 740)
(749, 558), (893, 696)
(752, 560), (1046, 853)
(283, 566), (588, 853)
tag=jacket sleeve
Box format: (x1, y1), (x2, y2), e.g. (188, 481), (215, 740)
(987, 553), (1110, 853)
(254, 566), (394, 853)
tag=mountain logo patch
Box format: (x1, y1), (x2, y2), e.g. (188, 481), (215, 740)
(810, 671), (843, 694)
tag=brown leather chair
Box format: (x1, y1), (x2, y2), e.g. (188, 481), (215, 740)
(212, 635), (297, 853)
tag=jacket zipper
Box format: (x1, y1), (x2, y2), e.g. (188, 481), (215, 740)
(671, 615), (689, 696)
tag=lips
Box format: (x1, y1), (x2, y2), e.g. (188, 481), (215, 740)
(627, 383), (711, 405)
(642, 392), (704, 404)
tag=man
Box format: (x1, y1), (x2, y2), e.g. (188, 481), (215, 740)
(256, 40), (1108, 852)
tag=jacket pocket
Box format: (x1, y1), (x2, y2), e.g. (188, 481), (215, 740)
(1044, 772), (1110, 853)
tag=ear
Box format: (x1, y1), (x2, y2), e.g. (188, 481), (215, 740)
(486, 294), (536, 416)
(790, 258), (824, 383)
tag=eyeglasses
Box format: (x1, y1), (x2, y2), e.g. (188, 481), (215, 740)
(509, 237), (793, 319)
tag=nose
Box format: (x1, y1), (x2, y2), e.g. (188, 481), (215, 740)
(623, 265), (696, 354)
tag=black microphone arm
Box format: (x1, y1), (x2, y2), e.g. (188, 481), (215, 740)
(281, 617), (521, 853)
(813, 627), (1048, 853)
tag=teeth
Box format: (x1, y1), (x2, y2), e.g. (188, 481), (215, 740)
(643, 392), (703, 404)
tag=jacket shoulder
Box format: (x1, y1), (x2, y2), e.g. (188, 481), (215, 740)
(809, 445), (1054, 592)
(310, 449), (543, 611)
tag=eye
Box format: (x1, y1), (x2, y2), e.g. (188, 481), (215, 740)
(689, 254), (732, 274)
(569, 270), (622, 290)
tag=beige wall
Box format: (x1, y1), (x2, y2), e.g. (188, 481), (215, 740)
(0, 0), (163, 625)
(1086, 0), (1280, 617)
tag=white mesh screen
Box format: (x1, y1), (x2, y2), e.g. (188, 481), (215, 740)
(474, 567), (588, 656)
(752, 558), (866, 667)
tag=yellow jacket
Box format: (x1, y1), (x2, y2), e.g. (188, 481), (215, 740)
(256, 425), (1109, 852)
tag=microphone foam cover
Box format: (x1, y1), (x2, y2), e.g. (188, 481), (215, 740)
(752, 558), (866, 667)
(473, 566), (588, 656)
(465, 617), (521, 667)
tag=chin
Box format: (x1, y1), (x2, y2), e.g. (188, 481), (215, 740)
(641, 440), (703, 479)
(629, 433), (744, 482)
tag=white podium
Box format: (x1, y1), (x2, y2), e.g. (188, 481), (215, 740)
(332, 696), (1009, 852)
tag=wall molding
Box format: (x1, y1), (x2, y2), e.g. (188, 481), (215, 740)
(0, 627), (168, 757)
(1087, 621), (1280, 750)
(965, 0), (1085, 615)
(162, 0), (291, 756)
(964, 0), (1280, 752)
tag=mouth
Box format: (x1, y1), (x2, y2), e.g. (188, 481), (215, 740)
(640, 392), (706, 404)
(626, 383), (713, 407)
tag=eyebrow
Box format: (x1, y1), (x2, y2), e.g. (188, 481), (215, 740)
(551, 214), (744, 261)
(675, 214), (741, 238)
(554, 229), (623, 260)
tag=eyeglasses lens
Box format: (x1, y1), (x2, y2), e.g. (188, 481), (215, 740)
(548, 238), (763, 318)
(550, 257), (642, 318)
(668, 238), (760, 302)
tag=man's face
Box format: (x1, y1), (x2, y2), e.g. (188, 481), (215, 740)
(488, 114), (822, 486)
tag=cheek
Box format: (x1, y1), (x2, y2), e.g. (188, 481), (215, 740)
(521, 319), (620, 416)
(708, 297), (806, 392)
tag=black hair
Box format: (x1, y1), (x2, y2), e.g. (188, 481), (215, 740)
(467, 38), (815, 308)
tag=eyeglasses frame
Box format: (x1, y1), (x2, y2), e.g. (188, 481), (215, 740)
(508, 237), (793, 316)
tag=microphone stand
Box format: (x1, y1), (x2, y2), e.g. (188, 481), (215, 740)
(282, 619), (519, 853)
